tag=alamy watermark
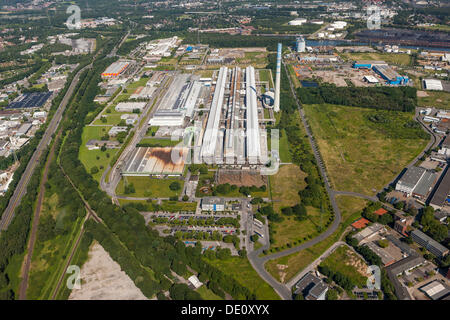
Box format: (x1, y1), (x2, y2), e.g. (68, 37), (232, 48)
(367, 5), (382, 30)
(66, 5), (81, 30)
(66, 265), (81, 290)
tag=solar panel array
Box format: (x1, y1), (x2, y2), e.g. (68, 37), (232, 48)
(7, 92), (52, 109)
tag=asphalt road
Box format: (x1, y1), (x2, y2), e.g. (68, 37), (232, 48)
(246, 62), (345, 300)
(100, 72), (173, 201)
(0, 63), (91, 232)
(246, 64), (438, 301)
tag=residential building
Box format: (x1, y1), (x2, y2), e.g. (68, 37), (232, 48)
(410, 229), (449, 258)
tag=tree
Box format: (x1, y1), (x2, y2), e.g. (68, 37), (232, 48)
(124, 183), (135, 194)
(169, 181), (181, 191)
(251, 234), (259, 242)
(90, 166), (99, 174)
(326, 288), (338, 300)
(294, 293), (304, 300)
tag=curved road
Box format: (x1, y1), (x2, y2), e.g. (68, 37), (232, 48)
(246, 63), (439, 300)
(247, 62), (344, 300)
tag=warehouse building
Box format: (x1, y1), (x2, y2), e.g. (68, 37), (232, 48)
(122, 147), (187, 176)
(412, 170), (438, 200)
(15, 123), (32, 137)
(410, 229), (449, 259)
(245, 66), (261, 164)
(149, 110), (185, 127)
(115, 102), (146, 113)
(372, 64), (409, 85)
(429, 166), (450, 210)
(148, 74), (198, 127)
(201, 66), (227, 164)
(420, 281), (450, 300)
(101, 60), (130, 78)
(395, 167), (427, 196)
(423, 79), (444, 91)
(353, 61), (408, 85)
(201, 197), (225, 211)
(352, 60), (387, 69)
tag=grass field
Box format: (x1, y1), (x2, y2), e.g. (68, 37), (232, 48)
(303, 104), (428, 195)
(138, 137), (181, 147)
(196, 285), (223, 300)
(116, 176), (184, 198)
(79, 126), (119, 182)
(278, 129), (292, 163)
(269, 206), (331, 249)
(418, 90), (450, 108)
(2, 251), (26, 297)
(320, 245), (368, 288)
(205, 257), (280, 300)
(259, 69), (274, 88)
(269, 164), (306, 212)
(92, 113), (122, 126)
(339, 52), (411, 66)
(265, 195), (368, 283)
(27, 190), (86, 299)
(287, 64), (301, 89)
(236, 52), (268, 68)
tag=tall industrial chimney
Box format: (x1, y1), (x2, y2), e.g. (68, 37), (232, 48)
(274, 43), (282, 113)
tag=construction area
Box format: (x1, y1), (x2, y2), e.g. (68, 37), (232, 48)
(69, 242), (148, 300)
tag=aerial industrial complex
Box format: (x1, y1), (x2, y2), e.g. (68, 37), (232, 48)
(3, 0), (450, 304)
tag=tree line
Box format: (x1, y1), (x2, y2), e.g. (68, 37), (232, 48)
(297, 86), (418, 112)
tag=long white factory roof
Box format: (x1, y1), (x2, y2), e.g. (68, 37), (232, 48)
(246, 66), (261, 163)
(201, 66), (227, 161)
(183, 81), (202, 119)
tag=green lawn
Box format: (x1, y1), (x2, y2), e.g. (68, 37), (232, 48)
(79, 126), (119, 182)
(27, 190), (86, 299)
(236, 52), (268, 67)
(269, 164), (306, 212)
(259, 69), (274, 88)
(278, 129), (292, 163)
(2, 252), (26, 297)
(196, 285), (223, 300)
(303, 104), (428, 195)
(265, 195), (368, 283)
(206, 257), (280, 300)
(320, 245), (368, 288)
(92, 114), (123, 126)
(418, 90), (450, 109)
(116, 176), (184, 198)
(269, 206), (331, 250)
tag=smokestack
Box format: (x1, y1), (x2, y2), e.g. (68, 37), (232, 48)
(274, 43), (281, 113)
